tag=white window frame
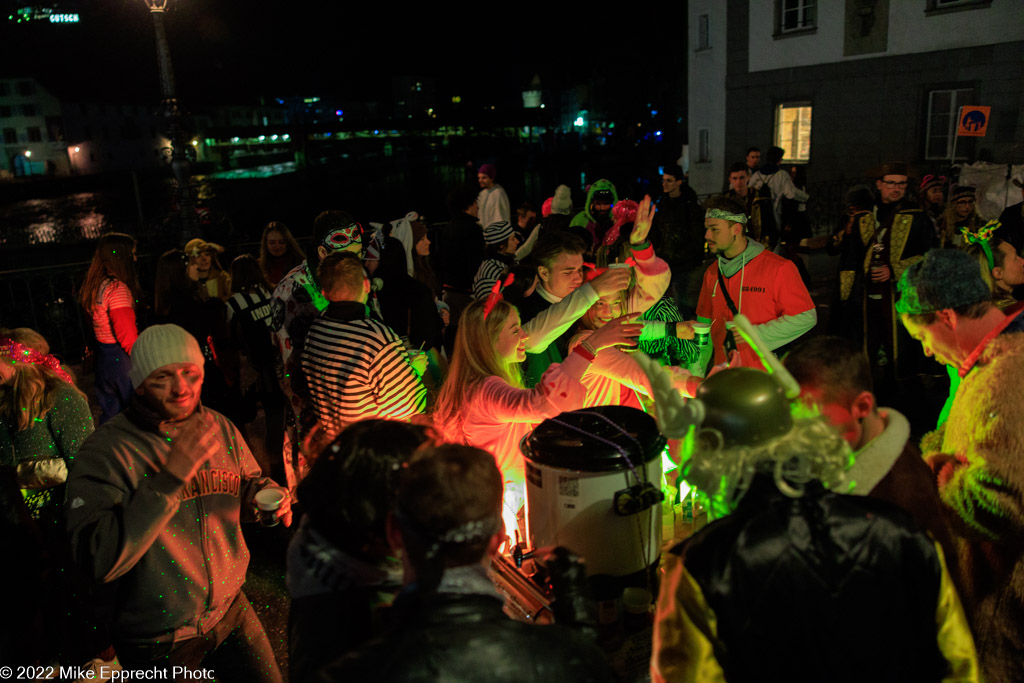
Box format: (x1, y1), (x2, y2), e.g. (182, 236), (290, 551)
(773, 102), (812, 163)
(924, 88), (974, 160)
(777, 0), (816, 35)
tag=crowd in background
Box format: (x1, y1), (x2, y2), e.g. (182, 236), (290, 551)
(3, 149), (1024, 682)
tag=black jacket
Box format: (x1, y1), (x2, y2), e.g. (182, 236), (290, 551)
(435, 212), (485, 292)
(317, 590), (613, 683)
(662, 476), (962, 682)
(651, 188), (703, 273)
(376, 236), (444, 351)
(998, 201), (1024, 253)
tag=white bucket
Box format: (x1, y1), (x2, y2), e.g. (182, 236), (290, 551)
(522, 407), (665, 578)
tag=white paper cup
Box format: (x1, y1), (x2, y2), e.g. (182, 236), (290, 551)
(254, 487), (287, 526)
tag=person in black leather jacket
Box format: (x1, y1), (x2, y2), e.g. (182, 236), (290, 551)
(317, 444), (613, 683)
(287, 420), (432, 683)
(651, 368), (979, 683)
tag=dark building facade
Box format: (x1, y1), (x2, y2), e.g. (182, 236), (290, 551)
(689, 0), (1024, 197)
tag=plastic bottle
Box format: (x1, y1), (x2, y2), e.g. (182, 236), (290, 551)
(689, 322), (713, 377)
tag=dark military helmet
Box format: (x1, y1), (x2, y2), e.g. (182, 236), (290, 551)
(695, 368), (793, 448)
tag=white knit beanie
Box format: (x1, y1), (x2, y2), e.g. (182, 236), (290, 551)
(129, 324), (205, 388)
(551, 185), (573, 215)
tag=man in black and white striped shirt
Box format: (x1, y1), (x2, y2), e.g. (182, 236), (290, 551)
(300, 252), (427, 437)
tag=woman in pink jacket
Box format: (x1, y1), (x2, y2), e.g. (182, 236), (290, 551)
(433, 296), (641, 531)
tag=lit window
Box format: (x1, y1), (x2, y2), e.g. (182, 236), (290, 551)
(924, 88), (974, 160)
(773, 103), (812, 162)
(776, 0), (816, 34)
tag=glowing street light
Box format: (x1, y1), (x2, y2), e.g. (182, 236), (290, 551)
(24, 150), (32, 157)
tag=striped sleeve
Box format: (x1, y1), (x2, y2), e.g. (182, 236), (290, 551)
(473, 259), (508, 300)
(300, 318), (426, 435)
(93, 280), (136, 346)
(104, 280), (134, 310)
(367, 327), (428, 421)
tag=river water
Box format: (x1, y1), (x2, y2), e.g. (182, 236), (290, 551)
(2, 190), (138, 248)
(0, 135), (679, 271)
(0, 159), (508, 257)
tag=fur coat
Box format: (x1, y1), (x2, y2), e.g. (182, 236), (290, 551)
(921, 325), (1024, 683)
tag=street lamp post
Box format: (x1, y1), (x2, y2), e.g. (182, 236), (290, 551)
(142, 0), (198, 242)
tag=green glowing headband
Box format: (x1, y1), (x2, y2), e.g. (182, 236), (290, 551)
(705, 208), (747, 224)
(961, 219), (1001, 272)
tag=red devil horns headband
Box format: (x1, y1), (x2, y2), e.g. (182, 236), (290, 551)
(483, 273), (515, 320)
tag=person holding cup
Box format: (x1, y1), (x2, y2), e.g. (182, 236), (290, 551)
(299, 252), (428, 439)
(697, 194), (816, 370)
(66, 324), (287, 682)
(568, 267), (704, 411)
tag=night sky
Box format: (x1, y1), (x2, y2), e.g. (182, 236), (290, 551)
(1, 0), (687, 110)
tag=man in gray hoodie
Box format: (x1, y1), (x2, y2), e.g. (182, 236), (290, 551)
(66, 324), (288, 682)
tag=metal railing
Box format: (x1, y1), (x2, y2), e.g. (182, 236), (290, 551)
(1, 259), (97, 363)
(0, 239), (292, 361)
(803, 177), (875, 236)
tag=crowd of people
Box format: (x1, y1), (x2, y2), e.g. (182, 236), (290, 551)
(3, 151), (1024, 682)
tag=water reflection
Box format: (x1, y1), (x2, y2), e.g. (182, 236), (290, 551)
(1, 158), (514, 253)
(206, 162), (298, 181)
(1, 191), (134, 247)
(28, 220), (57, 244)
(79, 211), (105, 240)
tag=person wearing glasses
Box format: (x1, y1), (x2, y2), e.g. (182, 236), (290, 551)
(849, 162), (935, 395)
(937, 184), (986, 249)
